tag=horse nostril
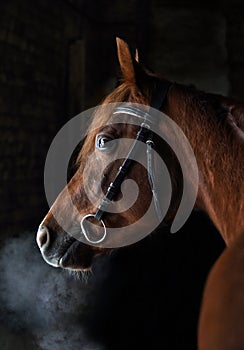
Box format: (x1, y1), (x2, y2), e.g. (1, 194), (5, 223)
(36, 225), (50, 249)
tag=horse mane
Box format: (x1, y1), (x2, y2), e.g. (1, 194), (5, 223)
(190, 86), (244, 131)
(76, 74), (244, 170)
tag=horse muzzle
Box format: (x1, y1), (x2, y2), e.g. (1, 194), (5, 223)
(36, 222), (101, 270)
(36, 224), (61, 267)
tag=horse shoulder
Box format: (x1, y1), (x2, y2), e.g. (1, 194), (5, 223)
(198, 232), (244, 350)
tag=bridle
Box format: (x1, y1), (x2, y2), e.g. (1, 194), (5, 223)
(80, 80), (173, 244)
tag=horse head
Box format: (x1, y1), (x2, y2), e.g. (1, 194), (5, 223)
(36, 38), (186, 270)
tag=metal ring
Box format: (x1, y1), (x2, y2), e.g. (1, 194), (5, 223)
(80, 214), (107, 245)
(141, 122), (151, 130)
(146, 140), (154, 146)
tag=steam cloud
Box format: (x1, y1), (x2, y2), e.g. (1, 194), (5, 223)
(0, 233), (105, 350)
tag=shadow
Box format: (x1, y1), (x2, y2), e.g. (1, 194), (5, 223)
(0, 211), (225, 350)
(83, 210), (225, 350)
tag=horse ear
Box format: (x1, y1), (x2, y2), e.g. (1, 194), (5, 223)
(116, 37), (146, 87)
(135, 48), (139, 63)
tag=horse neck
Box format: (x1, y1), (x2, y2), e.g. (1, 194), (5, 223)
(164, 84), (244, 245)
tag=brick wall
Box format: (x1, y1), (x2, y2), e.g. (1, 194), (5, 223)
(225, 6), (244, 100)
(149, 4), (229, 95)
(0, 0), (83, 234)
(0, 0), (243, 235)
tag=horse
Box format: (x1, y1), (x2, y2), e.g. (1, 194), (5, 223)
(36, 38), (244, 349)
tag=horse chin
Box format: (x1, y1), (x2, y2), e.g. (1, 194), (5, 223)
(58, 240), (96, 271)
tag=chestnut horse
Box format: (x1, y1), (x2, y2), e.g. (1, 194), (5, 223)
(37, 38), (244, 349)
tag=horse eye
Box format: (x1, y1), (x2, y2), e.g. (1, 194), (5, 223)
(96, 134), (113, 151)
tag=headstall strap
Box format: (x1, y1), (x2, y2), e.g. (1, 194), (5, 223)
(81, 80), (173, 244)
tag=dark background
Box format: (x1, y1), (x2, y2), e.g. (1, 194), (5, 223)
(0, 0), (243, 234)
(0, 0), (243, 349)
